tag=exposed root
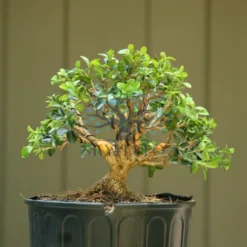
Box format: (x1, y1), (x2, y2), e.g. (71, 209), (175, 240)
(34, 175), (192, 214)
(37, 190), (166, 214)
(36, 175), (167, 212)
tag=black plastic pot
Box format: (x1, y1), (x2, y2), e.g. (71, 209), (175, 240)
(25, 199), (195, 247)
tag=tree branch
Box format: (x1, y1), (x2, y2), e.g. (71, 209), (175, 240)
(73, 110), (115, 158)
(106, 101), (127, 132)
(86, 122), (110, 129)
(127, 99), (134, 121)
(87, 111), (108, 121)
(135, 152), (171, 167)
(136, 139), (174, 167)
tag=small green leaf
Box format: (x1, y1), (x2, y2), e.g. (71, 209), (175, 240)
(178, 106), (185, 113)
(165, 119), (177, 130)
(206, 144), (216, 152)
(75, 104), (84, 112)
(191, 163), (199, 174)
(90, 59), (100, 66)
(202, 151), (210, 161)
(107, 94), (118, 106)
(81, 149), (90, 158)
(58, 68), (67, 76)
(156, 107), (163, 118)
(67, 119), (75, 128)
(148, 166), (156, 177)
(107, 49), (114, 57)
(181, 160), (192, 166)
(51, 75), (60, 85)
(95, 100), (105, 110)
(199, 142), (206, 151)
(67, 109), (75, 119)
(202, 167), (208, 180)
(221, 147), (234, 154)
(130, 80), (140, 89)
(221, 158), (231, 170)
(183, 82), (192, 88)
(206, 162), (219, 169)
(59, 83), (68, 91)
(51, 75), (58, 81)
(66, 130), (77, 143)
(156, 166), (164, 170)
(196, 106), (209, 115)
(75, 60), (81, 68)
(80, 56), (90, 66)
(185, 108), (198, 120)
(21, 146), (30, 158)
(160, 52), (166, 58)
(182, 72), (188, 78)
(81, 143), (92, 158)
(98, 53), (108, 58)
(48, 148), (55, 157)
(118, 49), (129, 55)
(27, 125), (34, 132)
(117, 82), (126, 91)
(38, 152), (44, 160)
(140, 46), (147, 54)
(166, 56), (176, 61)
(128, 44), (134, 52)
(209, 118), (217, 128)
(206, 156), (221, 168)
(57, 128), (68, 136)
(93, 65), (104, 78)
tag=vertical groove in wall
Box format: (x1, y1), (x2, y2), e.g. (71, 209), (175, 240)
(143, 0), (152, 194)
(0, 1), (8, 246)
(60, 0), (69, 191)
(144, 0), (152, 49)
(204, 0), (212, 246)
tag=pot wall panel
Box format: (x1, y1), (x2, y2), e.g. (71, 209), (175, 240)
(148, 1), (207, 247)
(209, 1), (247, 247)
(2, 1), (64, 246)
(66, 0), (146, 193)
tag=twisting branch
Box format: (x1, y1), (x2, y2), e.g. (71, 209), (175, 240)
(86, 108), (112, 128)
(73, 110), (115, 160)
(144, 97), (172, 130)
(146, 93), (163, 102)
(86, 123), (110, 129)
(102, 78), (108, 92)
(127, 99), (134, 121)
(135, 152), (172, 167)
(106, 101), (126, 128)
(135, 129), (176, 167)
(87, 111), (107, 121)
(166, 131), (174, 144)
(58, 140), (69, 150)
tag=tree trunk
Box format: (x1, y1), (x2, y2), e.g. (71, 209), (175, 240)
(86, 159), (134, 200)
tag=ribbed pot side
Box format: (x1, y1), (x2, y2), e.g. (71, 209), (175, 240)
(25, 199), (196, 247)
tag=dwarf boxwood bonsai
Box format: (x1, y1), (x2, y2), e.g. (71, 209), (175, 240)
(21, 45), (234, 202)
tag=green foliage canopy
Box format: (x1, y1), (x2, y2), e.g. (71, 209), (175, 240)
(21, 44), (234, 179)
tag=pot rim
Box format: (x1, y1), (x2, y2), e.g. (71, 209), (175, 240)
(25, 198), (196, 209)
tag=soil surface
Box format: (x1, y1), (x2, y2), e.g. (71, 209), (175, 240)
(31, 175), (193, 206)
(30, 175), (193, 210)
(32, 190), (193, 206)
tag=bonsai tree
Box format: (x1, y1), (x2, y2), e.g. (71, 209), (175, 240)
(21, 45), (234, 202)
